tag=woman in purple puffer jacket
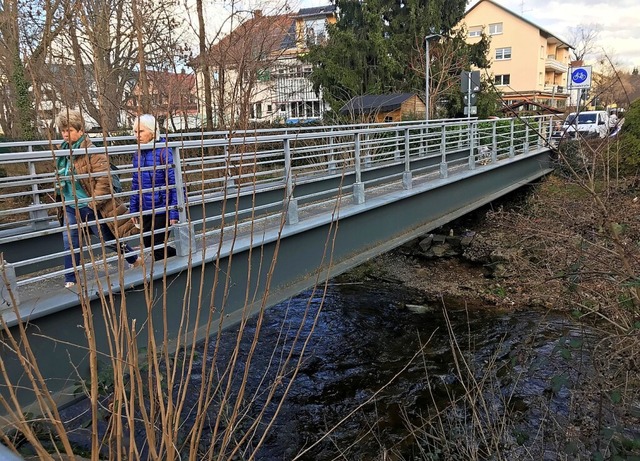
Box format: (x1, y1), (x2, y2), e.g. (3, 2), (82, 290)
(130, 114), (178, 261)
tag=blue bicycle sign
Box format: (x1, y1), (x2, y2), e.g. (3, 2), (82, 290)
(569, 66), (592, 89)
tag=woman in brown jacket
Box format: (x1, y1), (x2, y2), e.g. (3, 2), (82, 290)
(56, 109), (140, 288)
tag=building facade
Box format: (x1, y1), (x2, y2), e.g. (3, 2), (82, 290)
(196, 6), (336, 127)
(461, 0), (572, 111)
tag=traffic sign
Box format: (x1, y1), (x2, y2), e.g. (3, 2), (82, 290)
(568, 66), (592, 90)
(461, 71), (481, 93)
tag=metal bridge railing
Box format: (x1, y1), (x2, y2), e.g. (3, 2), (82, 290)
(0, 115), (553, 310)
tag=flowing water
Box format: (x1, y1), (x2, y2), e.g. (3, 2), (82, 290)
(57, 278), (611, 460)
(219, 280), (600, 460)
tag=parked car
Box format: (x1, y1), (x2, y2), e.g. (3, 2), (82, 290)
(562, 111), (610, 139)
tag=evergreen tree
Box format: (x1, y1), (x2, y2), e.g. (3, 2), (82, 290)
(13, 52), (36, 141)
(305, 0), (490, 116)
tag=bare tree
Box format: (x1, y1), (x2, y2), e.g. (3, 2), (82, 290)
(46, 0), (184, 131)
(567, 23), (602, 62)
(0, 0), (70, 138)
(589, 50), (635, 110)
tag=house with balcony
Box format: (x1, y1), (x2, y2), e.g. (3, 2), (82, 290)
(193, 6), (336, 127)
(461, 0), (572, 111)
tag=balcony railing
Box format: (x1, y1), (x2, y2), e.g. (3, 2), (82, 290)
(543, 85), (564, 94)
(545, 57), (568, 74)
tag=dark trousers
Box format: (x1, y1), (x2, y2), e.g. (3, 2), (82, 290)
(63, 206), (138, 283)
(141, 213), (176, 261)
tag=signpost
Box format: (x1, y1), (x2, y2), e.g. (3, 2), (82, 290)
(461, 71), (480, 118)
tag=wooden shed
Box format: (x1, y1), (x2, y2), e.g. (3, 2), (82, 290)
(339, 93), (426, 122)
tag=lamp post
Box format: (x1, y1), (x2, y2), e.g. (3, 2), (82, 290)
(425, 33), (441, 122)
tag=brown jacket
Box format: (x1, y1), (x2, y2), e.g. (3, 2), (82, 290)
(60, 137), (136, 239)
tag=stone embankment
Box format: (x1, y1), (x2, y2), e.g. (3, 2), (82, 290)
(375, 227), (537, 308)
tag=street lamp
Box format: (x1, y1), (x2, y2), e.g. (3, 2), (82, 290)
(425, 33), (442, 122)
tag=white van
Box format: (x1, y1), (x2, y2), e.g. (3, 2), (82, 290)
(562, 111), (610, 139)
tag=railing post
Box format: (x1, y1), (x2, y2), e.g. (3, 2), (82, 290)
(171, 146), (195, 256)
(0, 258), (20, 309)
(421, 126), (427, 157)
(468, 121), (477, 170)
(363, 132), (371, 169)
(403, 128), (412, 189)
(394, 129), (401, 161)
(491, 120), (498, 163)
(328, 129), (337, 174)
(524, 118), (530, 154)
(509, 118), (515, 158)
(224, 133), (235, 189)
(27, 153), (50, 231)
(353, 132), (365, 204)
(439, 125), (448, 178)
(284, 137), (299, 224)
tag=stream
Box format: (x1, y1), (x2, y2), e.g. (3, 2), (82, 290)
(55, 278), (616, 460)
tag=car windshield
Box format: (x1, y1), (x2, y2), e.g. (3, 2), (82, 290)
(577, 113), (597, 124)
(564, 113), (598, 125)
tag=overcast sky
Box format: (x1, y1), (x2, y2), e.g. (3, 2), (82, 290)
(468, 0), (640, 70)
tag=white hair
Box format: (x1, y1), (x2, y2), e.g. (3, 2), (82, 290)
(133, 114), (160, 140)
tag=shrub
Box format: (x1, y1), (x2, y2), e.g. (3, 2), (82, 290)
(618, 100), (640, 174)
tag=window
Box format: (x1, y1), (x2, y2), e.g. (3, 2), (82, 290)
(489, 22), (503, 35)
(494, 74), (510, 86)
(495, 47), (511, 60)
(305, 19), (327, 45)
(468, 26), (482, 37)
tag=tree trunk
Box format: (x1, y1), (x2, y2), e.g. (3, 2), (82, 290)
(196, 0), (214, 131)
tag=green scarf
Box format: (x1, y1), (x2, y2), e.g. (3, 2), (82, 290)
(57, 134), (90, 207)
(60, 134), (86, 151)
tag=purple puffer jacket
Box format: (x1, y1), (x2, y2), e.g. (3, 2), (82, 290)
(130, 139), (179, 221)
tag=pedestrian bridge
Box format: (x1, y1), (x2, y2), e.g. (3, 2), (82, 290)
(0, 115), (555, 412)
